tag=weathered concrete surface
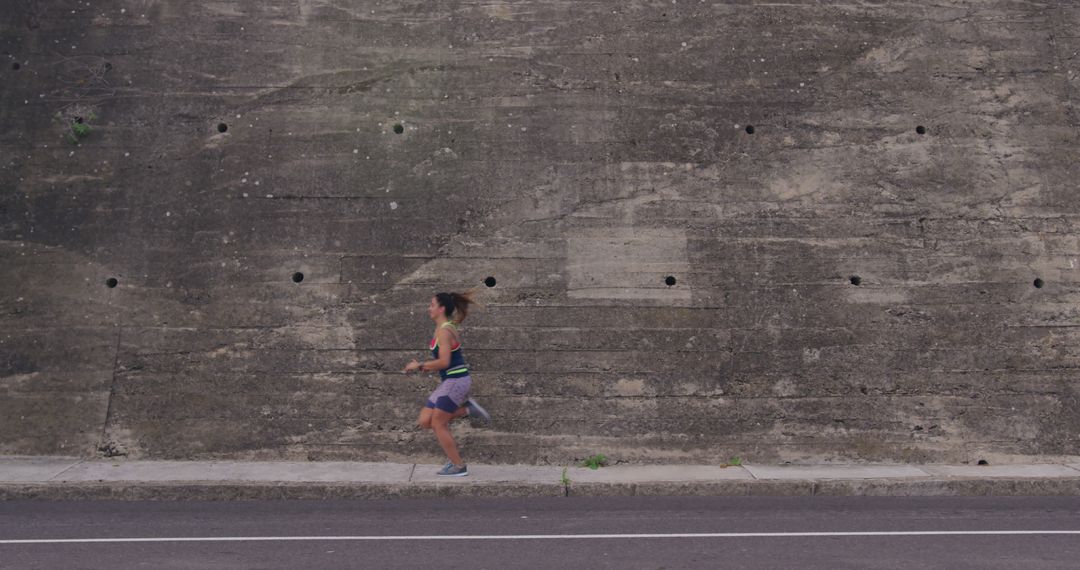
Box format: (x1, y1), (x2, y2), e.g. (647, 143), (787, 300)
(4, 457), (1080, 500)
(410, 463), (562, 484)
(745, 464), (929, 480)
(921, 464), (1080, 478)
(0, 456), (83, 482)
(568, 464), (750, 483)
(55, 460), (413, 483)
(2, 1), (1080, 465)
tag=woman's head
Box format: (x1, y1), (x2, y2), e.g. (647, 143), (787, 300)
(429, 290), (477, 323)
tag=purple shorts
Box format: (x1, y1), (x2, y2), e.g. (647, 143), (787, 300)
(425, 375), (472, 413)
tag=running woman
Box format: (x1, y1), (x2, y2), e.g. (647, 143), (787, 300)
(403, 291), (491, 477)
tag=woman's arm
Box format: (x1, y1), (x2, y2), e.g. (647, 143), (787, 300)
(403, 327), (454, 373)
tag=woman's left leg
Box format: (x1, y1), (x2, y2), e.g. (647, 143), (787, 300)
(417, 407), (434, 429)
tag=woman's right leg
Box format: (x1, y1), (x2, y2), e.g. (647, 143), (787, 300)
(430, 409), (464, 466)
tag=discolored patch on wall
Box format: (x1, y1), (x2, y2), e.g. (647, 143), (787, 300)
(566, 228), (691, 302)
(612, 378), (649, 397)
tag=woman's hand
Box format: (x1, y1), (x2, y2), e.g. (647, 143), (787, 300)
(403, 359), (422, 373)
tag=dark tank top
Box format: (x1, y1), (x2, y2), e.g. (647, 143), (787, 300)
(430, 321), (468, 380)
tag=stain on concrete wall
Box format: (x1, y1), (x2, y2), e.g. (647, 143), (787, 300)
(2, 0), (1080, 465)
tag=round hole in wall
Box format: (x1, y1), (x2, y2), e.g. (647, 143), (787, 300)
(292, 272), (304, 283)
(916, 125), (927, 135)
(484, 276), (497, 288)
(12, 62), (20, 71)
(849, 275), (862, 286)
(217, 123), (228, 133)
(105, 277), (118, 288)
(665, 275), (677, 286)
(745, 125), (755, 134)
(1034, 278), (1044, 289)
(393, 123), (404, 134)
(977, 459), (989, 466)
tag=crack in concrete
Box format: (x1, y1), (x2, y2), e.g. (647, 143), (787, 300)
(98, 327), (123, 455)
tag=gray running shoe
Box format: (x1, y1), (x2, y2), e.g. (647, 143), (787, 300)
(465, 398), (491, 425)
(437, 463), (469, 477)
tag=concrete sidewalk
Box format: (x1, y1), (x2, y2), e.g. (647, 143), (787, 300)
(3, 457), (1080, 500)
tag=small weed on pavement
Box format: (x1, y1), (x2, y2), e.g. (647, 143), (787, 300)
(581, 454), (608, 470)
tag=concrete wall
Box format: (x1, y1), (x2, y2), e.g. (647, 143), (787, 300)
(2, 0), (1080, 464)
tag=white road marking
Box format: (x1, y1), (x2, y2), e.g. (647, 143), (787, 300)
(2, 531), (1080, 544)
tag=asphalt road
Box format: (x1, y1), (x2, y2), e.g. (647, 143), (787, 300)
(2, 496), (1080, 569)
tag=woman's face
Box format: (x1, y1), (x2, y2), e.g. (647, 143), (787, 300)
(428, 297), (443, 321)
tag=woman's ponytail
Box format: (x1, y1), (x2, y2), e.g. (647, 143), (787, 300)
(449, 289), (479, 323)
